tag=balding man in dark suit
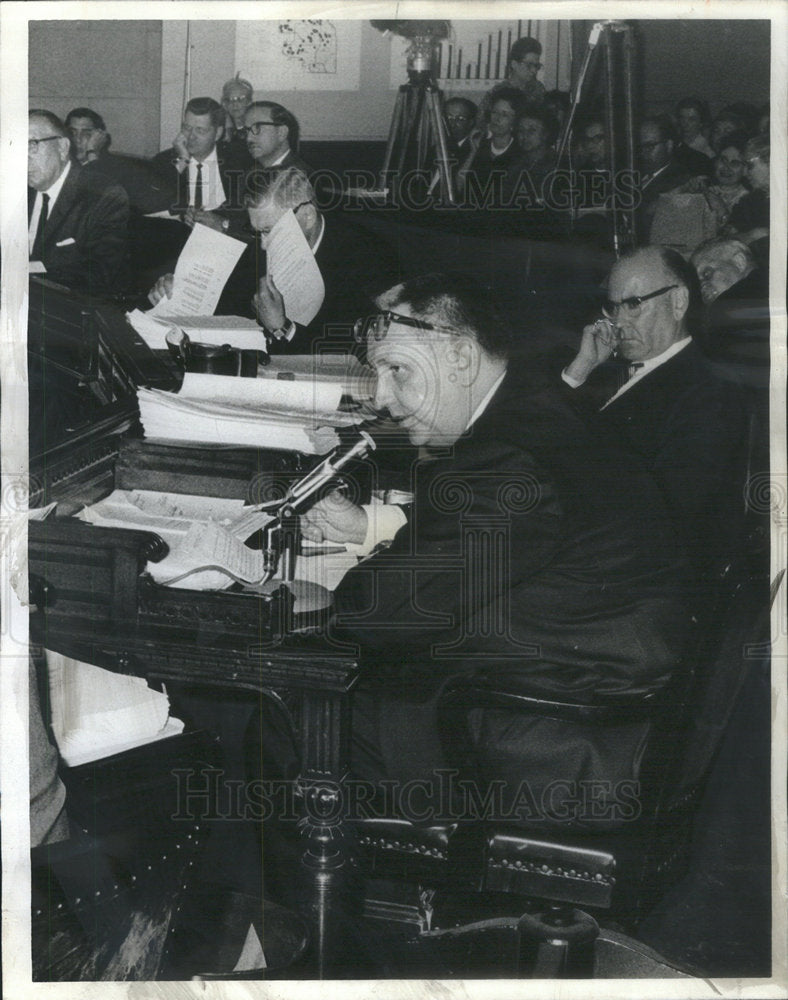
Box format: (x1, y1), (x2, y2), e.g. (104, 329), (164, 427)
(28, 109), (129, 296)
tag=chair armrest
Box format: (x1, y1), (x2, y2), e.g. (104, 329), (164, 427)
(440, 678), (660, 726)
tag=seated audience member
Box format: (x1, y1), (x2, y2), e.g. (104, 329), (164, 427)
(149, 166), (387, 353)
(28, 109), (129, 296)
(562, 246), (749, 578)
(221, 73), (254, 146)
(674, 96), (715, 163)
(478, 36), (546, 124)
(64, 107), (176, 218)
(709, 109), (748, 154)
(727, 135), (770, 268)
(677, 132), (750, 233)
(637, 115), (707, 238)
(244, 100), (311, 176)
(692, 238), (769, 388)
(151, 96), (252, 223)
(457, 88), (523, 206)
(543, 89), (570, 135)
(427, 97), (478, 199)
(507, 107), (556, 194)
(692, 237), (767, 305)
(287, 272), (690, 825)
(568, 116), (615, 247)
(720, 102), (761, 137)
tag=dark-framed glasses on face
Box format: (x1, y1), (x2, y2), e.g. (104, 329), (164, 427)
(602, 284), (678, 319)
(28, 136), (62, 153)
(353, 311), (458, 343)
(244, 121), (279, 137)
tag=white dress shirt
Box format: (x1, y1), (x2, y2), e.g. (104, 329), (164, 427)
(29, 161), (71, 256)
(561, 337), (692, 409)
(188, 147), (226, 211)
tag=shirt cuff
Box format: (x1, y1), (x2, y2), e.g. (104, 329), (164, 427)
(561, 366), (586, 389)
(346, 503), (407, 558)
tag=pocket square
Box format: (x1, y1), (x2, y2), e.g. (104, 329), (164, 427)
(55, 237), (76, 247)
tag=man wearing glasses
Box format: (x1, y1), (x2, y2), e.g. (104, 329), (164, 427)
(292, 271), (688, 825)
(243, 101), (311, 175)
(562, 246), (749, 577)
(28, 109), (129, 295)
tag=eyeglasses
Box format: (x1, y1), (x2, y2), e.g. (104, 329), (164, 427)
(445, 114), (470, 123)
(602, 285), (678, 319)
(243, 121), (280, 136)
(353, 311), (458, 343)
(224, 95), (251, 104)
(28, 135), (62, 153)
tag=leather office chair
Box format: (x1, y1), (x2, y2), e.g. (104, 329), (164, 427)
(350, 557), (771, 974)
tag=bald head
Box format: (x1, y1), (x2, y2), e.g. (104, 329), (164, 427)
(605, 247), (697, 362)
(692, 239), (755, 304)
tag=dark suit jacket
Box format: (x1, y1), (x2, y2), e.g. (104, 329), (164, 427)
(330, 371), (689, 823)
(150, 141), (253, 216)
(28, 164), (129, 296)
(587, 341), (749, 574)
(335, 370), (688, 697)
(81, 152), (173, 216)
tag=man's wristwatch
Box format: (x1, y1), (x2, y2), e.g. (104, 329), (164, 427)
(266, 320), (296, 341)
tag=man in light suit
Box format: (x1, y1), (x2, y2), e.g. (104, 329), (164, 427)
(28, 109), (129, 297)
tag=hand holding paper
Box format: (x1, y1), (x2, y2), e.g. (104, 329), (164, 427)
(150, 223), (246, 317)
(253, 274), (287, 332)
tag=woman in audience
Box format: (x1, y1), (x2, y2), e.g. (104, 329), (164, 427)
(457, 88), (523, 203)
(507, 108), (557, 196)
(709, 109), (748, 154)
(727, 135), (770, 270)
(679, 131), (750, 234)
(675, 96), (714, 159)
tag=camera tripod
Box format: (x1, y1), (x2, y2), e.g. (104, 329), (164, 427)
(379, 69), (457, 205)
(555, 20), (637, 254)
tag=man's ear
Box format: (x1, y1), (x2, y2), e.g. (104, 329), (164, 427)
(731, 250), (748, 275)
(671, 283), (689, 320)
(215, 124), (225, 144)
(445, 335), (481, 386)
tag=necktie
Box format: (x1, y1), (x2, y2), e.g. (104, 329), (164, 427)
(32, 192), (49, 260)
(194, 162), (203, 210)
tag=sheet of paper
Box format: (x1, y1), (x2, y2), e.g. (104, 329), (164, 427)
(149, 222), (246, 317)
(28, 260), (47, 274)
(126, 309), (175, 350)
(266, 209), (325, 326)
(151, 520), (270, 586)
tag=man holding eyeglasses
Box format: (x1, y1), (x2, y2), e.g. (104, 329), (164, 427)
(562, 246), (748, 576)
(28, 109), (129, 296)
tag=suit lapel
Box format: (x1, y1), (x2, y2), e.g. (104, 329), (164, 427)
(41, 165), (82, 250)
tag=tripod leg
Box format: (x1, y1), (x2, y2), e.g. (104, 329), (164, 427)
(425, 88), (456, 205)
(380, 86), (408, 189)
(603, 27), (621, 255)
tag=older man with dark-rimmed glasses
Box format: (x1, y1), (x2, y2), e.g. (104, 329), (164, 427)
(562, 245), (750, 577)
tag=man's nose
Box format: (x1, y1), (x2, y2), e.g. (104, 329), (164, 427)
(372, 371), (394, 413)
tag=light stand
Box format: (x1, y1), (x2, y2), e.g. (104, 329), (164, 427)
(555, 21), (637, 255)
(379, 36), (457, 205)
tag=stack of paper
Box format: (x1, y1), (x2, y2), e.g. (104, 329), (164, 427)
(137, 372), (358, 453)
(47, 650), (185, 767)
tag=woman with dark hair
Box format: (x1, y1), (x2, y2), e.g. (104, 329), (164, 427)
(457, 88), (523, 204)
(506, 108), (557, 196)
(675, 96), (714, 159)
(678, 130), (750, 237)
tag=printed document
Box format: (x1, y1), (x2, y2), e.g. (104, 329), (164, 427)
(149, 222), (246, 317)
(266, 209), (325, 326)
